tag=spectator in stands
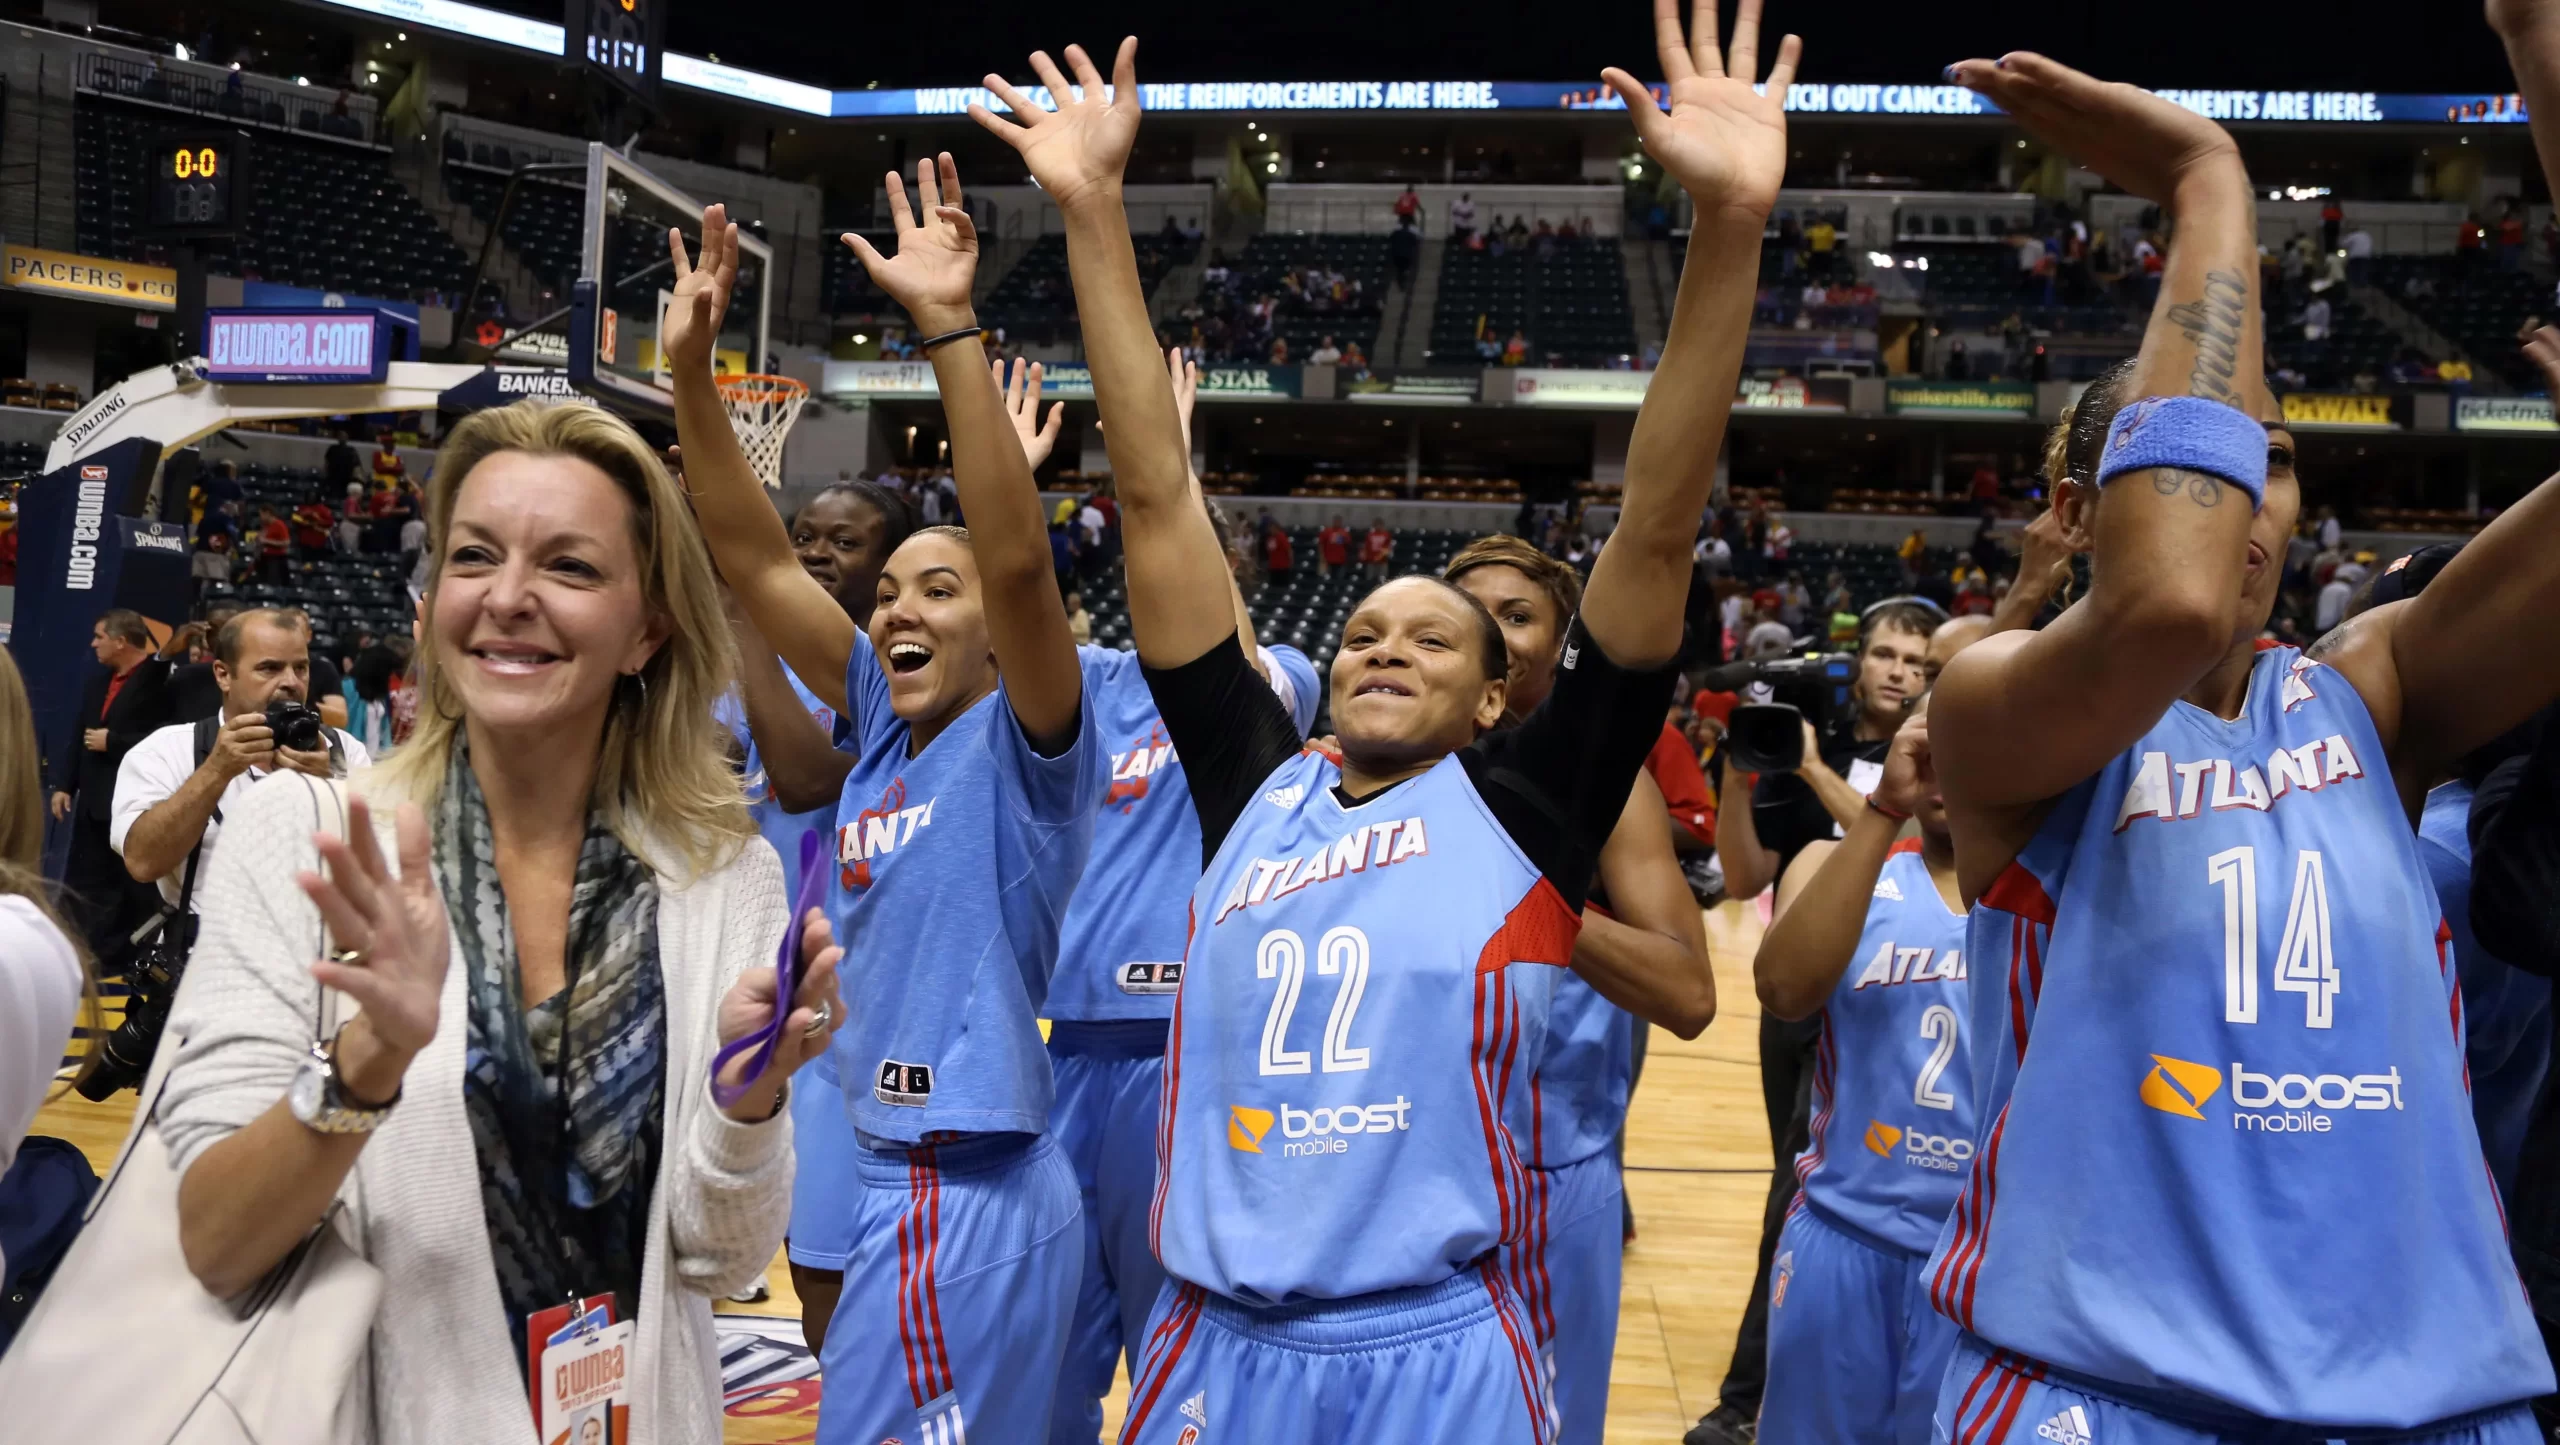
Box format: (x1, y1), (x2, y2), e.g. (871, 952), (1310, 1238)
(1806, 212), (1837, 279)
(2321, 197), (2345, 252)
(1449, 191), (1478, 245)
(2461, 212), (2490, 270)
(1389, 216), (1421, 290)
(2317, 560), (2367, 635)
(2344, 225), (2375, 284)
(1776, 573), (1810, 632)
(1064, 589), (1092, 646)
(1776, 212), (1804, 280)
(1507, 215), (1531, 250)
(1049, 516), (1079, 598)
(1309, 335), (1343, 365)
(204, 458), (244, 519)
(1317, 516), (1351, 574)
(2316, 503), (2343, 552)
(1361, 519), (1393, 584)
(2303, 292), (2332, 341)
(255, 506), (291, 587)
(2500, 200), (2530, 270)
(1394, 184), (1420, 228)
(1182, 217), (1203, 245)
(1260, 518), (1296, 586)
(1501, 330), (1531, 366)
(291, 498), (333, 558)
(370, 432), (404, 489)
(1268, 336), (1291, 365)
(323, 428), (361, 495)
(192, 531), (236, 593)
(1897, 526), (1928, 587)
(1340, 339), (1368, 370)
(1820, 569), (1851, 617)
(1488, 216), (1509, 257)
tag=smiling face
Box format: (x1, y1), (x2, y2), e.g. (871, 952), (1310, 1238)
(1451, 563), (1563, 717)
(794, 491), (894, 625)
(866, 531), (997, 733)
(428, 451), (667, 741)
(1329, 577), (1507, 773)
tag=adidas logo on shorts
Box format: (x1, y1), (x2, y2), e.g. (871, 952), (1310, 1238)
(2035, 1405), (2093, 1445)
(1181, 1392), (1209, 1429)
(1873, 875), (1903, 901)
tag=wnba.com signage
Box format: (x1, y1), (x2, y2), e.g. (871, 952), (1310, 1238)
(201, 309), (393, 384)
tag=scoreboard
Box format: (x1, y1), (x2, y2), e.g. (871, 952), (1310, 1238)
(567, 0), (666, 105)
(144, 130), (246, 237)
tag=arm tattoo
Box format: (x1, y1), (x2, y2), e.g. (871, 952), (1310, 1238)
(2151, 469), (2224, 508)
(2165, 269), (2250, 404)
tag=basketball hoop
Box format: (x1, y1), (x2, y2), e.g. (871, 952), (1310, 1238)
(716, 373), (810, 489)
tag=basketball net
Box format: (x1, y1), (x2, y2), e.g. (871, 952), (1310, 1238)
(717, 373), (810, 489)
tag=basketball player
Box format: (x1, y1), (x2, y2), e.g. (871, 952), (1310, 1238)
(1448, 534), (1715, 1445)
(1922, 53), (2555, 1441)
(666, 170), (1111, 1445)
(1041, 348), (1323, 1445)
(960, 8), (1792, 1435)
(1754, 700), (1967, 1445)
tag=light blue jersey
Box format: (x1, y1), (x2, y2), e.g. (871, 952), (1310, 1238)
(1929, 647), (2550, 1427)
(1046, 645), (1319, 1023)
(825, 633), (1111, 1145)
(1533, 977), (1633, 1170)
(1151, 749), (1576, 1306)
(714, 663), (846, 901)
(2419, 779), (2551, 1198)
(1794, 842), (1973, 1256)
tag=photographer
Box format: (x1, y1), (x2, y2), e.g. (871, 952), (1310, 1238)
(112, 609), (370, 915)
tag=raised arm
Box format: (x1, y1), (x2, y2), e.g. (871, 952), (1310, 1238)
(1584, 0), (1797, 669)
(1755, 714), (1926, 1020)
(1987, 505), (2080, 635)
(731, 602), (851, 813)
(1927, 58), (2263, 814)
(1714, 755), (1777, 900)
(665, 209), (859, 717)
(1165, 345), (1268, 674)
(1571, 768), (1716, 1038)
(973, 40), (1230, 671)
(849, 156), (1085, 748)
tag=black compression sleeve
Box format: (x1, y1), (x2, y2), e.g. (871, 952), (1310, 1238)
(1464, 617), (1681, 910)
(1141, 633), (1304, 866)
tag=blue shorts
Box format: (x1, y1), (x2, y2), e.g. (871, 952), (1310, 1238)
(1046, 1022), (1171, 1445)
(786, 1065), (861, 1269)
(815, 1131), (1083, 1445)
(1933, 1334), (2543, 1445)
(1764, 1201), (1955, 1445)
(1497, 1150), (1624, 1445)
(1119, 1266), (1554, 1445)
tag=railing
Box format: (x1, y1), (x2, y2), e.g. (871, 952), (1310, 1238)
(76, 51), (379, 147)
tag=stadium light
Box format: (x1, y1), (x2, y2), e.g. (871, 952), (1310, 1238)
(173, 42), (190, 60)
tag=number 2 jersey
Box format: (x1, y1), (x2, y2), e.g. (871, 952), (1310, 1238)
(1793, 839), (1973, 1256)
(1139, 625), (1677, 1305)
(1929, 645), (2550, 1426)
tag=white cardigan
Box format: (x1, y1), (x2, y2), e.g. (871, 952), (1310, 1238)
(160, 770), (793, 1445)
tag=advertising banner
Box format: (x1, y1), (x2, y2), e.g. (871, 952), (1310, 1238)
(200, 309), (392, 384)
(1, 245), (176, 310)
(2454, 395), (2556, 432)
(1885, 380), (2037, 416)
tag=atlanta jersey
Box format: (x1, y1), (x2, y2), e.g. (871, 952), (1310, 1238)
(1047, 645), (1319, 1023)
(714, 662), (846, 901)
(1533, 975), (1634, 1171)
(825, 633), (1111, 1145)
(1151, 748), (1577, 1305)
(1795, 841), (1973, 1256)
(1930, 646), (2551, 1425)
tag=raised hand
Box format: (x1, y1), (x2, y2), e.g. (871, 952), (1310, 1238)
(713, 905), (844, 1123)
(844, 155), (980, 335)
(998, 356), (1066, 469)
(1167, 345), (1199, 456)
(1872, 705), (1934, 820)
(1943, 53), (2239, 209)
(663, 203), (739, 380)
(300, 796), (449, 1059)
(2016, 504), (2083, 598)
(969, 39), (1142, 212)
(1602, 0), (1800, 221)
(2523, 324), (2560, 397)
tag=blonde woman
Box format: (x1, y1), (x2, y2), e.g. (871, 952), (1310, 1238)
(160, 399), (845, 1444)
(0, 644), (86, 1278)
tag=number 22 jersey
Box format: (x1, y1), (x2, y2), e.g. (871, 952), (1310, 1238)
(1929, 645), (2550, 1426)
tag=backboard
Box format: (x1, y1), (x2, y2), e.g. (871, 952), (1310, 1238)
(567, 142), (772, 415)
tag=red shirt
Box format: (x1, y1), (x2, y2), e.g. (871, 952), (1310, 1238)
(260, 518), (291, 556)
(2460, 221), (2487, 250)
(2501, 216), (2528, 247)
(1263, 530), (1294, 570)
(1318, 526), (1350, 565)
(0, 526), (18, 586)
(1689, 688), (1738, 727)
(1361, 528), (1392, 564)
(1645, 722), (1715, 847)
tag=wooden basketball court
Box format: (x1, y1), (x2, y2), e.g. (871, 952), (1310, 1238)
(32, 900), (1771, 1442)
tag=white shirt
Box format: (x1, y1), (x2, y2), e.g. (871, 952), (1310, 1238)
(1078, 503), (1105, 543)
(0, 895), (81, 1278)
(109, 720), (375, 909)
(1450, 199), (1477, 228)
(399, 517), (428, 552)
(2316, 578), (2354, 632)
(2344, 229), (2374, 259)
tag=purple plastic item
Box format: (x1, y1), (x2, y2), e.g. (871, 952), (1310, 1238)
(710, 829), (829, 1109)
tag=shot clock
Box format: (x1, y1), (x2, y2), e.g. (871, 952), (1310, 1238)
(143, 130), (246, 237)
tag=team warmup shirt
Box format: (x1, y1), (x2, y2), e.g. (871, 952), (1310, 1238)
(713, 663), (847, 901)
(1933, 646), (2551, 1426)
(1047, 645), (1319, 1023)
(1791, 840), (1973, 1255)
(817, 630), (1111, 1146)
(1141, 624), (1677, 1305)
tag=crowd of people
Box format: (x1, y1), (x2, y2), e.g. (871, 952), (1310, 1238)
(16, 6), (2560, 1445)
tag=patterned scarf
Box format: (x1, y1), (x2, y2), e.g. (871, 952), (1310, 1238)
(436, 740), (667, 1361)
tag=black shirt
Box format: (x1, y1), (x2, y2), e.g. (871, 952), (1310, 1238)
(1748, 727), (1893, 877)
(1141, 622), (1678, 911)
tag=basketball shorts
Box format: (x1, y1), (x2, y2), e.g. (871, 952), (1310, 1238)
(815, 1131), (1083, 1445)
(1932, 1335), (2542, 1445)
(1497, 1149), (1625, 1445)
(1046, 1022), (1172, 1445)
(1117, 1264), (1555, 1445)
(785, 1063), (861, 1269)
(1763, 1201), (1955, 1445)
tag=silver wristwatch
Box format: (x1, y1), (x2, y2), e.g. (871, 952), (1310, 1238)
(287, 1037), (399, 1135)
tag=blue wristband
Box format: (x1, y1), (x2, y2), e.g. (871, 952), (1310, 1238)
(2095, 395), (2268, 510)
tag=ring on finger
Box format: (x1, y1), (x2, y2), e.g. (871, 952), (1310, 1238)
(801, 1000), (834, 1039)
(326, 945), (371, 967)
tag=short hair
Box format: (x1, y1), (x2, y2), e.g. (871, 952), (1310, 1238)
(1444, 534), (1584, 626)
(1861, 601), (1943, 645)
(1358, 575), (1508, 683)
(95, 609), (152, 650)
(2043, 355), (2140, 488)
(214, 608), (305, 670)
(801, 478), (917, 554)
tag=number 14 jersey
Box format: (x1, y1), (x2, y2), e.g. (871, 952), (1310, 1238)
(1930, 645), (2549, 1426)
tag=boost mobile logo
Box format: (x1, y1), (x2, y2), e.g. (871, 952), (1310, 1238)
(1227, 1106), (1274, 1152)
(1864, 1121), (1902, 1156)
(2139, 1054), (2224, 1120)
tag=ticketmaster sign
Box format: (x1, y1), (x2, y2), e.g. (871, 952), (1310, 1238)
(2454, 396), (2557, 432)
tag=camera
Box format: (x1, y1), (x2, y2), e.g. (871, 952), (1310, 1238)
(74, 907), (195, 1100)
(1695, 652), (1858, 774)
(266, 698), (325, 753)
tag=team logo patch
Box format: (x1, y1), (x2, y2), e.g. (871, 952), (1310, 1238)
(1119, 961), (1183, 996)
(1181, 1392), (1209, 1429)
(1872, 874), (1903, 902)
(79, 464), (108, 481)
(1770, 1249), (1794, 1309)
(1226, 1106), (1275, 1153)
(875, 1060), (934, 1107)
(1263, 784), (1305, 809)
(1863, 1120), (1902, 1157)
(2137, 1054), (2223, 1120)
(2035, 1405), (2093, 1445)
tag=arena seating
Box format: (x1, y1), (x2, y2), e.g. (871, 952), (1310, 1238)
(2370, 256), (2549, 389)
(1428, 235), (1638, 367)
(1893, 242), (2131, 339)
(2266, 281), (2398, 389)
(193, 461), (415, 654)
(824, 234), (896, 315)
(76, 102), (471, 303)
(1190, 232), (1388, 362)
